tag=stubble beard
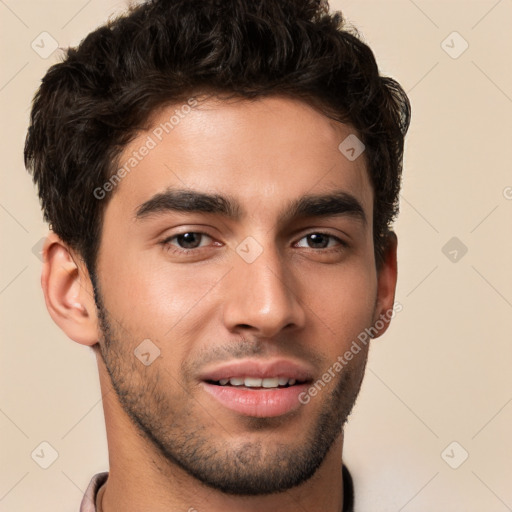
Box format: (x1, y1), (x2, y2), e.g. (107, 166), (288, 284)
(94, 287), (368, 496)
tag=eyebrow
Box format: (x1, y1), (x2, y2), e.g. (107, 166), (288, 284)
(135, 188), (367, 225)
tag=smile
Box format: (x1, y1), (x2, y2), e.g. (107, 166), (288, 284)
(211, 376), (305, 388)
(199, 359), (314, 417)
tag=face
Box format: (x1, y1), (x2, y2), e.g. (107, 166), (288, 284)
(93, 95), (394, 495)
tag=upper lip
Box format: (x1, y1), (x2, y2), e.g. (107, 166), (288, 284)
(198, 358), (315, 382)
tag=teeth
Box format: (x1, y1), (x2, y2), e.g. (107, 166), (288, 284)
(216, 377), (300, 387)
(262, 377), (279, 388)
(244, 377), (262, 387)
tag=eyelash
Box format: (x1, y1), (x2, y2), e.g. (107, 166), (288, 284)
(161, 231), (348, 256)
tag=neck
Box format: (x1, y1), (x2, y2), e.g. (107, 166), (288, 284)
(97, 358), (346, 512)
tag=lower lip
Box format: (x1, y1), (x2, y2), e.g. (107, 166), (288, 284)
(201, 382), (309, 418)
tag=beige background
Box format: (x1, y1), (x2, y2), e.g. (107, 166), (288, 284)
(1, 1), (511, 510)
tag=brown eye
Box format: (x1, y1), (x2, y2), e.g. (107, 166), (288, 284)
(174, 232), (204, 249)
(162, 232), (213, 252)
(296, 233), (345, 250)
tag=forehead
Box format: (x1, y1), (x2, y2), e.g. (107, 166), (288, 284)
(106, 95), (373, 223)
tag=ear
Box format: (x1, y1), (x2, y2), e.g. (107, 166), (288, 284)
(371, 232), (398, 339)
(40, 231), (99, 346)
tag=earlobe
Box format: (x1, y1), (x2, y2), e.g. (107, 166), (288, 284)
(372, 232), (398, 339)
(41, 232), (99, 346)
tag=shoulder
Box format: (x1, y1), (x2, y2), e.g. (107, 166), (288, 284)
(79, 472), (109, 512)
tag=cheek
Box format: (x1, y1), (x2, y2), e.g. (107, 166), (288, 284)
(306, 261), (378, 350)
(101, 253), (226, 339)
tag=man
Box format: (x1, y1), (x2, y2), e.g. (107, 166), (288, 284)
(24, 0), (410, 510)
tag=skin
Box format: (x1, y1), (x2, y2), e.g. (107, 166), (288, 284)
(42, 95), (397, 512)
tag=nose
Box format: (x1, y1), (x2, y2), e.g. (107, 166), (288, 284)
(222, 243), (306, 339)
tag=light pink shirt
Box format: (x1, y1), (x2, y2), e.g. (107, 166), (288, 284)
(79, 472), (108, 512)
(79, 466), (354, 511)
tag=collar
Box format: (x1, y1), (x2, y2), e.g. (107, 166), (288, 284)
(81, 465), (355, 511)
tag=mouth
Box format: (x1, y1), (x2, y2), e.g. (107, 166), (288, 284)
(206, 376), (307, 389)
(199, 359), (314, 418)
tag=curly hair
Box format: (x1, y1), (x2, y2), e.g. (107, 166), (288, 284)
(24, 0), (410, 273)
